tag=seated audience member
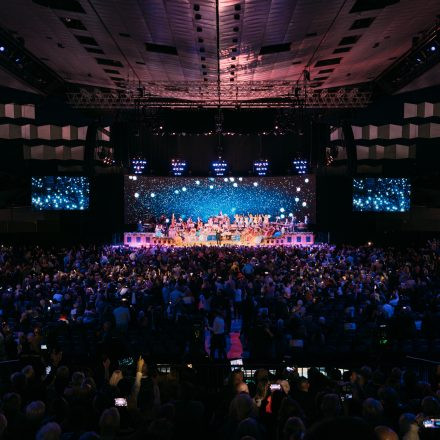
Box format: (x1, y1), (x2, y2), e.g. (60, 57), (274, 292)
(0, 241), (436, 439)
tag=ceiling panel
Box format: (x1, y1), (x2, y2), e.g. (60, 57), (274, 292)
(0, 0), (438, 101)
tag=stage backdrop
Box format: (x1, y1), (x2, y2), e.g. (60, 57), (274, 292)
(124, 176), (315, 224)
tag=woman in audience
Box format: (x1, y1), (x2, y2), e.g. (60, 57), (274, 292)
(0, 241), (437, 438)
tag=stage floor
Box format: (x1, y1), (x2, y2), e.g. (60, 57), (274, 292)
(124, 231), (315, 247)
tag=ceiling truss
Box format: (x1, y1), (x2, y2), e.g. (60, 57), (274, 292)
(66, 81), (372, 109)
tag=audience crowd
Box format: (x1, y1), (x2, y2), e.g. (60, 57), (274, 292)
(0, 240), (438, 439)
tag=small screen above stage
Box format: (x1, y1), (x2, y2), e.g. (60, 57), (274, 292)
(31, 176), (90, 211)
(352, 177), (411, 212)
(124, 176), (316, 224)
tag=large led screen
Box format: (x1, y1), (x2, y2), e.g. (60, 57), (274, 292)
(352, 177), (410, 212)
(125, 176), (315, 223)
(32, 176), (90, 210)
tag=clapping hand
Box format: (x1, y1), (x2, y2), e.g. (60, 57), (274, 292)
(137, 356), (145, 374)
(109, 369), (123, 387)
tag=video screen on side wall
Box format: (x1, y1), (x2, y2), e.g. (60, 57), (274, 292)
(352, 177), (411, 212)
(31, 176), (90, 211)
(124, 176), (316, 224)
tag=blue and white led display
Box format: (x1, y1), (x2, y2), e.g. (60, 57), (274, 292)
(125, 176), (315, 223)
(32, 176), (90, 210)
(353, 178), (411, 212)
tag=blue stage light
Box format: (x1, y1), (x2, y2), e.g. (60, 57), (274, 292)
(171, 158), (187, 176)
(212, 157), (228, 176)
(253, 159), (269, 176)
(293, 159), (308, 174)
(131, 157), (147, 175)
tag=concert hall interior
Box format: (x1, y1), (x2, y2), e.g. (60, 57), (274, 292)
(0, 1), (440, 439)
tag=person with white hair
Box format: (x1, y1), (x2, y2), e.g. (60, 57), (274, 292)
(25, 400), (46, 439)
(99, 407), (120, 440)
(36, 422), (62, 440)
(399, 413), (420, 440)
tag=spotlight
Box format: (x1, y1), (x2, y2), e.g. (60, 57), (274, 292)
(253, 159), (269, 176)
(293, 159), (308, 175)
(99, 148), (115, 166)
(131, 157), (147, 175)
(430, 45), (436, 52)
(102, 156), (115, 166)
(171, 158), (187, 176)
(0, 46), (5, 52)
(212, 157), (228, 176)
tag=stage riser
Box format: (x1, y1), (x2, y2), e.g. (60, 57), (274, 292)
(123, 232), (314, 247)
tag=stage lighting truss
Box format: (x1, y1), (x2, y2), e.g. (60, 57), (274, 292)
(66, 81), (372, 109)
(254, 159), (269, 176)
(171, 158), (187, 176)
(293, 159), (308, 175)
(212, 158), (228, 176)
(131, 157), (147, 175)
(0, 28), (65, 94)
(376, 20), (440, 93)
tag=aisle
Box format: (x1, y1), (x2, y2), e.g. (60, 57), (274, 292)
(205, 318), (243, 360)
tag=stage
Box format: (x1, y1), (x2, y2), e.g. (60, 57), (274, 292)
(124, 231), (314, 247)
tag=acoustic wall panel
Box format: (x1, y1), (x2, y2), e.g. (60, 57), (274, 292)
(0, 124), (22, 139)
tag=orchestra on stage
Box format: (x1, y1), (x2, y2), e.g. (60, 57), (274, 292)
(137, 212), (309, 245)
